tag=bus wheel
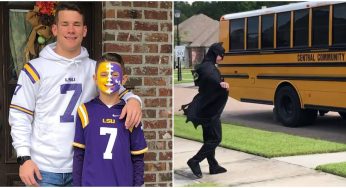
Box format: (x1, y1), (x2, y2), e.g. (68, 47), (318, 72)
(274, 86), (304, 127)
(339, 112), (346, 120)
(302, 109), (317, 125)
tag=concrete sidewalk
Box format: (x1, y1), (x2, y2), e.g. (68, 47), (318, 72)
(174, 137), (346, 186)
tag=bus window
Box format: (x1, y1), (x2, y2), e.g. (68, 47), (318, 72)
(312, 6), (329, 47)
(230, 18), (244, 51)
(333, 3), (346, 45)
(293, 9), (308, 47)
(277, 12), (291, 48)
(247, 16), (259, 50)
(261, 14), (274, 49)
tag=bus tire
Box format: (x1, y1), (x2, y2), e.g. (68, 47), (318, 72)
(274, 86), (304, 127)
(339, 112), (346, 120)
(302, 109), (317, 125)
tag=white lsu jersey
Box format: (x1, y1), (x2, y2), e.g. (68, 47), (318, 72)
(8, 43), (140, 173)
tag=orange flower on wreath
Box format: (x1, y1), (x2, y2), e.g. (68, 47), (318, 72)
(24, 1), (57, 63)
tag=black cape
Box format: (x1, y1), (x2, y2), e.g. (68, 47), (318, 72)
(181, 60), (228, 128)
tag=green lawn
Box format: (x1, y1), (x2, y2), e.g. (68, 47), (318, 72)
(316, 162), (346, 178)
(174, 115), (346, 158)
(174, 69), (194, 84)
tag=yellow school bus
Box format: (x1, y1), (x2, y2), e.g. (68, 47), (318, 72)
(219, 1), (346, 127)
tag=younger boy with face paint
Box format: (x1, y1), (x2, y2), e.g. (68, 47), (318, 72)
(72, 53), (148, 186)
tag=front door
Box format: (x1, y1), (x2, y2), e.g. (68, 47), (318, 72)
(0, 2), (101, 185)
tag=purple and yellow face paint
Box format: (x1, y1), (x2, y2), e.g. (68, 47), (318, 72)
(96, 61), (123, 94)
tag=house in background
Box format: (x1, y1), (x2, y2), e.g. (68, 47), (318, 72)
(176, 14), (219, 68)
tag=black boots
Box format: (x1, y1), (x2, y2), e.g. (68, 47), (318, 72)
(209, 165), (227, 174)
(188, 158), (227, 178)
(187, 159), (202, 178)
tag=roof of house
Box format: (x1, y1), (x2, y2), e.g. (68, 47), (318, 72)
(177, 14), (219, 47)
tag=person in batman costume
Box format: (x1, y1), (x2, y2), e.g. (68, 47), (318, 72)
(181, 43), (229, 178)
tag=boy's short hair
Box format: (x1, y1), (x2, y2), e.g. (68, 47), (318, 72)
(96, 53), (126, 74)
(54, 2), (85, 25)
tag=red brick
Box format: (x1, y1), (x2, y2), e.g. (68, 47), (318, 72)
(117, 9), (142, 19)
(158, 131), (172, 139)
(104, 20), (132, 30)
(160, 44), (172, 53)
(144, 77), (166, 86)
(145, 33), (168, 42)
(134, 44), (158, 53)
(159, 151), (172, 160)
(168, 114), (172, 128)
(121, 2), (131, 6)
(144, 173), (156, 182)
(159, 110), (171, 118)
(134, 21), (158, 31)
(134, 2), (158, 8)
(143, 120), (167, 129)
(159, 183), (169, 187)
(125, 67), (131, 75)
(105, 9), (115, 18)
(117, 32), (142, 42)
(147, 140), (166, 150)
(133, 67), (158, 75)
(122, 55), (142, 64)
(144, 10), (167, 20)
(145, 162), (167, 172)
(168, 141), (172, 149)
(104, 32), (115, 41)
(160, 2), (172, 9)
(144, 152), (157, 161)
(143, 109), (156, 118)
(159, 67), (172, 76)
(160, 56), (170, 64)
(104, 43), (132, 53)
(109, 1), (121, 6)
(144, 98), (167, 107)
(145, 55), (160, 64)
(159, 173), (172, 182)
(133, 87), (156, 96)
(126, 77), (142, 86)
(161, 22), (172, 32)
(144, 130), (156, 140)
(159, 88), (172, 96)
(156, 141), (167, 150)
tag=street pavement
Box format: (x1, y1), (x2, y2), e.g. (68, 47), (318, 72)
(174, 83), (346, 186)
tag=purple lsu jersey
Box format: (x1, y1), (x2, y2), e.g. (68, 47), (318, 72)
(73, 98), (147, 186)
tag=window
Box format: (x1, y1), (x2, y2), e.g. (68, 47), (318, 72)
(261, 14), (274, 49)
(230, 18), (244, 50)
(333, 3), (346, 45)
(247, 16), (259, 49)
(277, 12), (291, 48)
(294, 9), (309, 47)
(312, 6), (329, 46)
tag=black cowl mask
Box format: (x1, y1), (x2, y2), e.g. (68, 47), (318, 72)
(203, 43), (225, 64)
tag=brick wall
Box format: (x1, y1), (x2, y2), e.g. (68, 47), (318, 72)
(102, 1), (172, 186)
